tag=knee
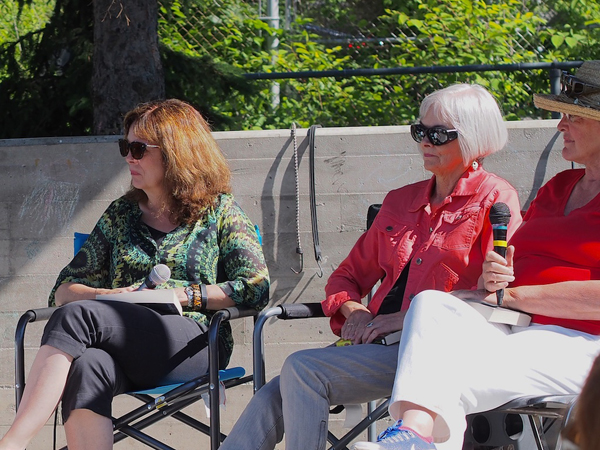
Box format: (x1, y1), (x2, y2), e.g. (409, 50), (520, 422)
(46, 300), (94, 329)
(280, 349), (325, 391)
(281, 350), (311, 380)
(407, 290), (456, 317)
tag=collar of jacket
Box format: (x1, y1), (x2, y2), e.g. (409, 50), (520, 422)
(408, 166), (488, 213)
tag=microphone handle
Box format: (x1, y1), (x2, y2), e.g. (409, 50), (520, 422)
(495, 283), (504, 307)
(493, 245), (507, 306)
(492, 224), (508, 307)
(136, 277), (155, 291)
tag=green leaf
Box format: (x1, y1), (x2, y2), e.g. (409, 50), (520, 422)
(551, 35), (565, 48)
(565, 37), (579, 48)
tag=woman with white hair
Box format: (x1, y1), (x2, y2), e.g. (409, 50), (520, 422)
(220, 83), (521, 450)
(352, 61), (600, 450)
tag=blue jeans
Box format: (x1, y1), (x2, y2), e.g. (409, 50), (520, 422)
(220, 342), (399, 450)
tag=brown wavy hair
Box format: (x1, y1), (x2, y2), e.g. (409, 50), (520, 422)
(123, 99), (232, 224)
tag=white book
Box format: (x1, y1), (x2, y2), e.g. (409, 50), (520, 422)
(96, 289), (183, 315)
(464, 300), (531, 327)
(378, 300), (531, 346)
(380, 330), (402, 346)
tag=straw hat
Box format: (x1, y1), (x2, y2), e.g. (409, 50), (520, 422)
(534, 60), (600, 121)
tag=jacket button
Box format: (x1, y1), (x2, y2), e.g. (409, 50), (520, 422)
(386, 226), (393, 231)
(409, 294), (415, 300)
(416, 258), (423, 265)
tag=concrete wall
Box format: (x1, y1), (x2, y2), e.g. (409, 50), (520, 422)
(0, 120), (570, 448)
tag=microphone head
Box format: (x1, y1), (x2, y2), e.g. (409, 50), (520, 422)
(489, 202), (511, 225)
(149, 264), (171, 286)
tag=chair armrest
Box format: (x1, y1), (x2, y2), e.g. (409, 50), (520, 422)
(252, 303), (325, 391)
(277, 302), (325, 319)
(15, 307), (57, 410)
(498, 393), (578, 417)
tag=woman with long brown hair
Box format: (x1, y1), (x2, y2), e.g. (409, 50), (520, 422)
(0, 99), (270, 450)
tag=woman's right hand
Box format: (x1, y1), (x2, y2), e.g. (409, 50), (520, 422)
(479, 245), (515, 292)
(340, 302), (374, 343)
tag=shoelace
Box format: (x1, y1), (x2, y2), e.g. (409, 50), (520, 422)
(377, 421), (405, 441)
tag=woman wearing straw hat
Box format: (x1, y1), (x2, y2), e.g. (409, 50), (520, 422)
(350, 60), (600, 450)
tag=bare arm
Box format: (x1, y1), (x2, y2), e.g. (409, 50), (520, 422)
(58, 282), (236, 311)
(455, 246), (600, 320)
(54, 282), (136, 306)
(174, 285), (235, 310)
(504, 281), (600, 320)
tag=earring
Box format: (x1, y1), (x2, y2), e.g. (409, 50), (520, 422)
(471, 160), (479, 171)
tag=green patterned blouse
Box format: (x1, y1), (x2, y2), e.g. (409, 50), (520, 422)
(48, 193), (270, 365)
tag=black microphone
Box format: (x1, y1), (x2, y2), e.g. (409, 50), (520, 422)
(137, 264), (171, 290)
(489, 203), (511, 306)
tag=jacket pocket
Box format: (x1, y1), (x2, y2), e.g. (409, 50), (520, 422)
(434, 262), (460, 292)
(437, 206), (481, 251)
(372, 212), (411, 264)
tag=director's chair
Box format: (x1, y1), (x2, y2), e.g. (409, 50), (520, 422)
(14, 231), (261, 450)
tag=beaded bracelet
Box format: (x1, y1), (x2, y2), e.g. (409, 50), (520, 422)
(185, 284), (208, 312)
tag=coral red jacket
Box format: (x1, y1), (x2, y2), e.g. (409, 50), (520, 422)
(322, 167), (522, 336)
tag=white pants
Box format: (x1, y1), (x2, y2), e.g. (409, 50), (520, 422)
(389, 290), (600, 449)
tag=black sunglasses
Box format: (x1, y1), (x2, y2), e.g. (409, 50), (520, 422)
(410, 123), (459, 146)
(118, 139), (160, 160)
(561, 72), (600, 98)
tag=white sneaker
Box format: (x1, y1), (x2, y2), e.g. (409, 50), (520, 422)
(351, 421), (437, 450)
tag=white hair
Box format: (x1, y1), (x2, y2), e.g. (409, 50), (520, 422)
(419, 84), (508, 165)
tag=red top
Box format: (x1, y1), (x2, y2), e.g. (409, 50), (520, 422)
(321, 167), (522, 335)
(511, 169), (600, 335)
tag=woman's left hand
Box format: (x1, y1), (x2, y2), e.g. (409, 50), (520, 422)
(357, 311), (406, 345)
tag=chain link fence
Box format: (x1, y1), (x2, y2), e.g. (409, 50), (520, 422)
(155, 0), (600, 129)
(3, 0), (597, 133)
(158, 0), (553, 68)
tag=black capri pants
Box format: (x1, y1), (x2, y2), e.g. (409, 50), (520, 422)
(41, 300), (224, 422)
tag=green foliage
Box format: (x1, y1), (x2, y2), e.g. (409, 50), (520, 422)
(2, 0), (600, 137)
(0, 0), (94, 138)
(161, 46), (257, 128)
(0, 0), (54, 50)
(205, 0), (600, 129)
(0, 0), (253, 137)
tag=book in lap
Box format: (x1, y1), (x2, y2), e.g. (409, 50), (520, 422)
(96, 290), (183, 315)
(464, 300), (531, 327)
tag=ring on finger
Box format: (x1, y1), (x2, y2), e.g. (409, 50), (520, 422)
(366, 322), (374, 328)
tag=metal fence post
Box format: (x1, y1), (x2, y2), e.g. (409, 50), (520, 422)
(549, 67), (562, 119)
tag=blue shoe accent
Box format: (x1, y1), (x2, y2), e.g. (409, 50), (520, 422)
(377, 421), (436, 449)
(351, 420), (436, 450)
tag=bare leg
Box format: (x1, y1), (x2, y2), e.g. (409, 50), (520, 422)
(398, 401), (437, 438)
(65, 409), (113, 450)
(0, 345), (72, 450)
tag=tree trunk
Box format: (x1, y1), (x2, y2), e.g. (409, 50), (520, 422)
(92, 0), (164, 135)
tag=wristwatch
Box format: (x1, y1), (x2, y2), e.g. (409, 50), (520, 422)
(185, 286), (194, 309)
